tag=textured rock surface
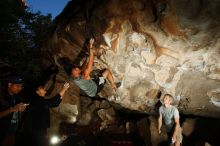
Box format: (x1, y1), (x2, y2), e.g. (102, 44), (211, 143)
(43, 0), (220, 136)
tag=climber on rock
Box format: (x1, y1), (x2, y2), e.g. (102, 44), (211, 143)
(65, 38), (121, 98)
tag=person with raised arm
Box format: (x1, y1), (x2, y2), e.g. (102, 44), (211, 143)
(66, 38), (121, 98)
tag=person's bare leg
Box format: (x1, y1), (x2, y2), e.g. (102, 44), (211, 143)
(102, 69), (117, 89)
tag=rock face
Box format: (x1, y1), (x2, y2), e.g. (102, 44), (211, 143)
(43, 0), (220, 136)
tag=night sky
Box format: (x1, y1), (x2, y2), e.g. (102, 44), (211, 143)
(27, 0), (69, 19)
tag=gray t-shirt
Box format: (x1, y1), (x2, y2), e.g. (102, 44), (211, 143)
(159, 105), (179, 132)
(73, 75), (97, 97)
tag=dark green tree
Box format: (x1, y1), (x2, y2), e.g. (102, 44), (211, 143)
(0, 1), (53, 85)
(0, 0), (26, 27)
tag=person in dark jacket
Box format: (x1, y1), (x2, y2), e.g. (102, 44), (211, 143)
(28, 82), (69, 146)
(0, 75), (27, 146)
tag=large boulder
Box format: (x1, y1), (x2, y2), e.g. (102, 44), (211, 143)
(42, 0), (220, 138)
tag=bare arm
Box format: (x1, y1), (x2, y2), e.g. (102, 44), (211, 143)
(172, 117), (180, 141)
(158, 114), (162, 134)
(0, 103), (26, 118)
(59, 82), (70, 98)
(0, 107), (13, 118)
(83, 38), (95, 80)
